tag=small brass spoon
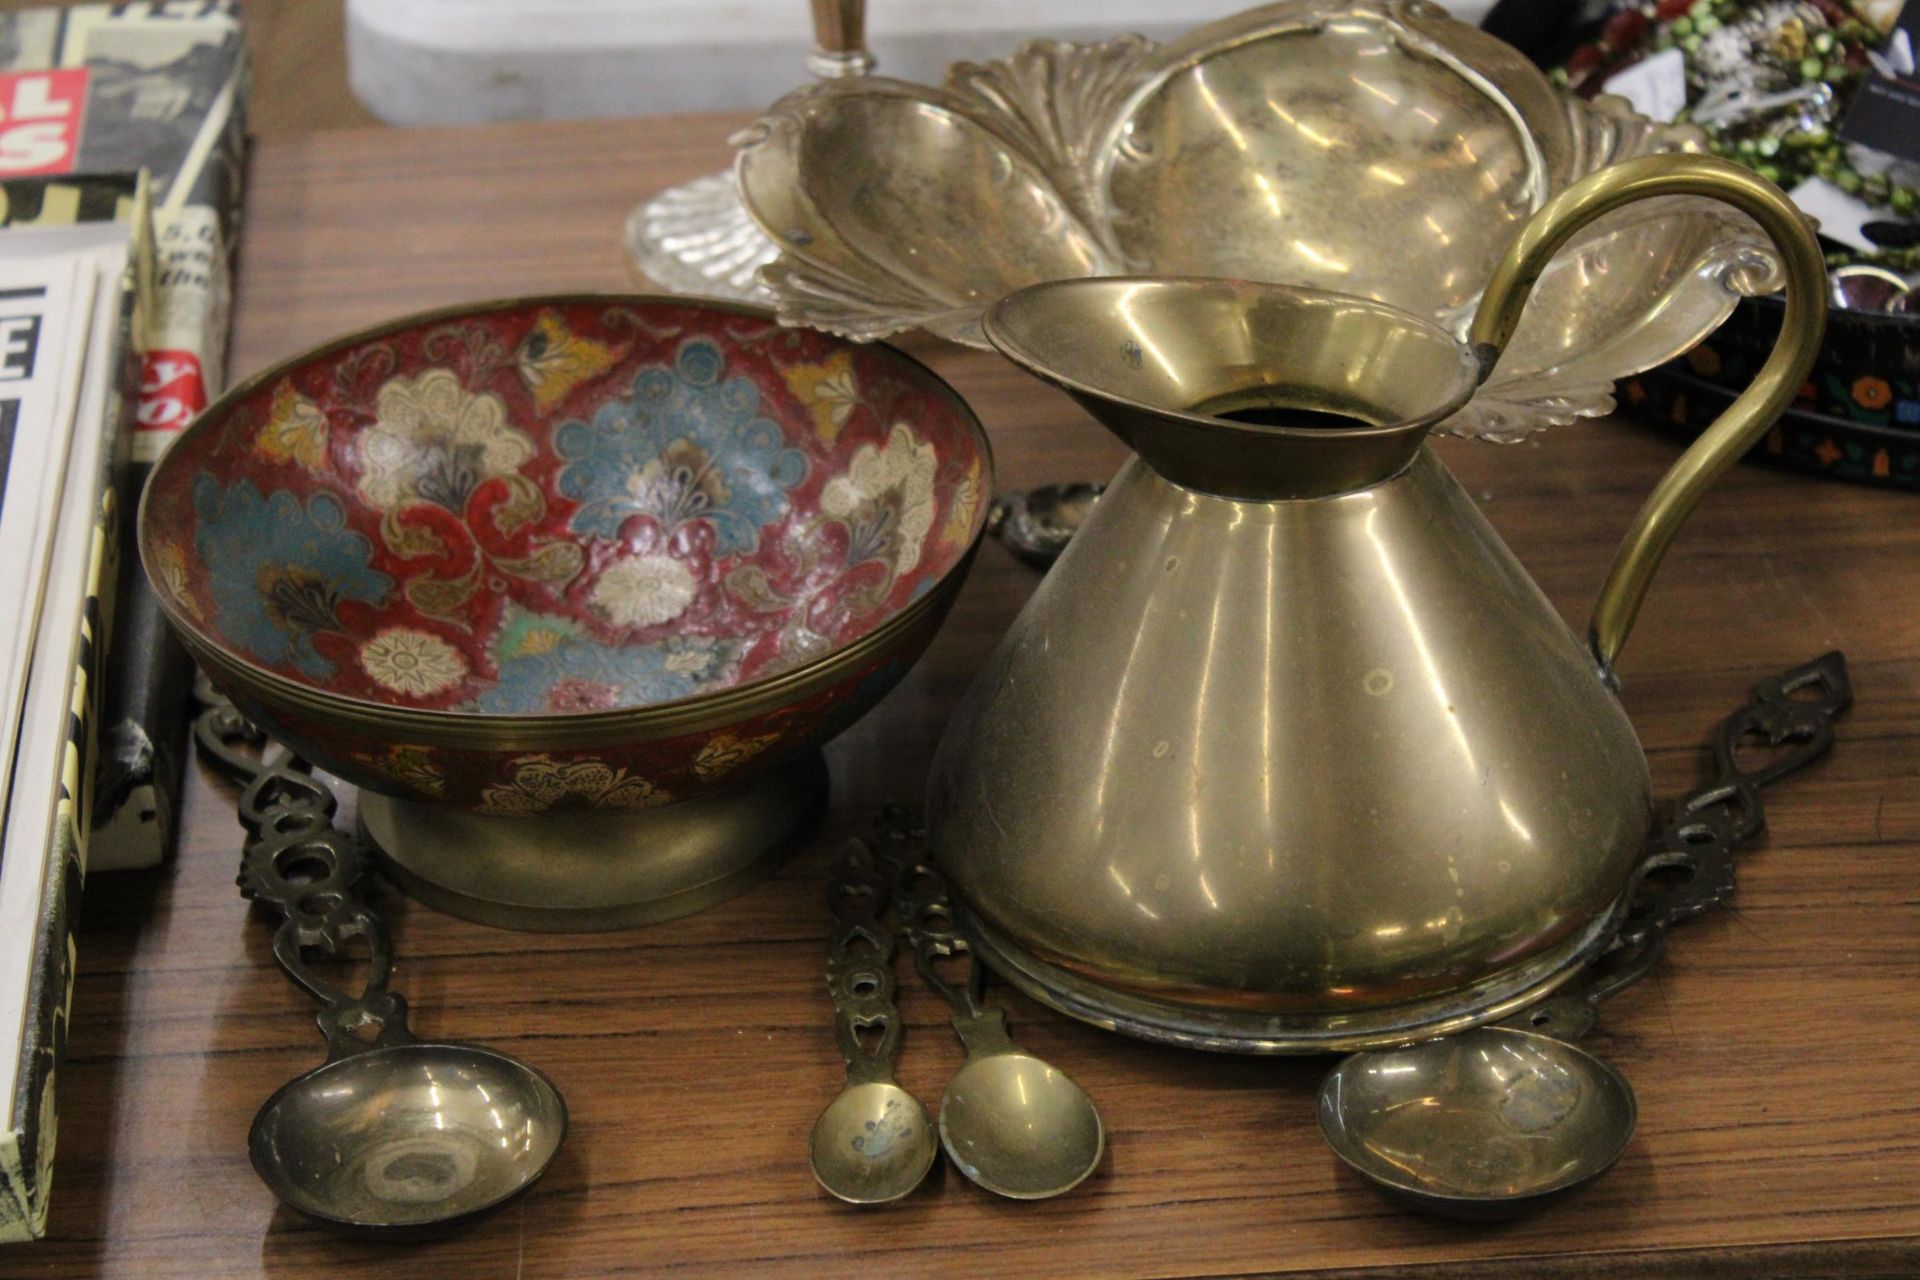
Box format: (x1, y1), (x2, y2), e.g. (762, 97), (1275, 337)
(809, 840), (937, 1204)
(895, 859), (1104, 1199)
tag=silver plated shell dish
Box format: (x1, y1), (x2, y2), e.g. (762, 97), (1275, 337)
(723, 0), (1787, 440)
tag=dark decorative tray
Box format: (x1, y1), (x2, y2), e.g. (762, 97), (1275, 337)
(1632, 363), (1920, 493)
(1667, 293), (1920, 428)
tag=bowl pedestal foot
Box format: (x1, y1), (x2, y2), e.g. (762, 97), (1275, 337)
(357, 750), (828, 932)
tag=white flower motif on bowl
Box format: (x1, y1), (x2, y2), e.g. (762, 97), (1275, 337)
(358, 627), (469, 698)
(590, 552), (699, 629)
(822, 423), (938, 579)
(360, 368), (536, 513)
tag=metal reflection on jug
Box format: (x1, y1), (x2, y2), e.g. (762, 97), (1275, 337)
(928, 153), (1830, 1053)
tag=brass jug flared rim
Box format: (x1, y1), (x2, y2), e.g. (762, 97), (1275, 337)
(984, 276), (1481, 500)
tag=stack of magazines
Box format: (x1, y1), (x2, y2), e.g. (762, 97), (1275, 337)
(0, 4), (246, 1240)
(0, 1), (249, 871)
(0, 176), (149, 1241)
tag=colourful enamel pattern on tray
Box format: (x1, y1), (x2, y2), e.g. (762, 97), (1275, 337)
(1630, 366), (1920, 494)
(1667, 295), (1920, 429)
(141, 296), (991, 813)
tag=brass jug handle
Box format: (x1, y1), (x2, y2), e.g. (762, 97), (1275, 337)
(1467, 153), (1828, 684)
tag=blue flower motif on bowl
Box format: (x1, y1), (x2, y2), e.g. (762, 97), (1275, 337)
(191, 476), (393, 678)
(470, 609), (743, 715)
(555, 338), (808, 555)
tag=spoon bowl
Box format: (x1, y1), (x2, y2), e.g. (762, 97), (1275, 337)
(939, 1051), (1104, 1200)
(987, 483), (1105, 568)
(1318, 1027), (1635, 1220)
(249, 1042), (568, 1238)
(808, 1080), (938, 1205)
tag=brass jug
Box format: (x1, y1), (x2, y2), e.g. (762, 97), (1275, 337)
(928, 155), (1828, 1053)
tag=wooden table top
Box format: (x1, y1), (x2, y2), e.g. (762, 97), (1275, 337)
(14, 114), (1920, 1280)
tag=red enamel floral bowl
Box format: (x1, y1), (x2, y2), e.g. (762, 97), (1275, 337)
(140, 295), (991, 815)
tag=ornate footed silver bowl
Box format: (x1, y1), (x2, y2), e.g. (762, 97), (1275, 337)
(725, 0), (1790, 441)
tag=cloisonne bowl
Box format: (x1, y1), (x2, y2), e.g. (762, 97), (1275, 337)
(140, 295), (991, 929)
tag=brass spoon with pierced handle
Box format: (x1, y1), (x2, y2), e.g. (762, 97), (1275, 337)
(194, 694), (567, 1238)
(882, 825), (1104, 1200)
(1319, 652), (1851, 1220)
(809, 836), (938, 1205)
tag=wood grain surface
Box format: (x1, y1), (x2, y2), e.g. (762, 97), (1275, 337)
(7, 114), (1920, 1279)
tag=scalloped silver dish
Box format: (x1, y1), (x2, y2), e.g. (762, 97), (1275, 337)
(726, 0), (1786, 440)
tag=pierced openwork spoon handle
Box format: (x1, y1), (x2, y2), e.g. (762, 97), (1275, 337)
(193, 679), (415, 1059)
(824, 834), (910, 1086)
(1499, 651), (1850, 1040)
(878, 809), (1019, 1059)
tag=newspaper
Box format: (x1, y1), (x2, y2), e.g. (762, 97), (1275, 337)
(0, 2), (248, 870)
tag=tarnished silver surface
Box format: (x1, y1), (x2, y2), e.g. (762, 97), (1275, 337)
(732, 0), (1787, 440)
